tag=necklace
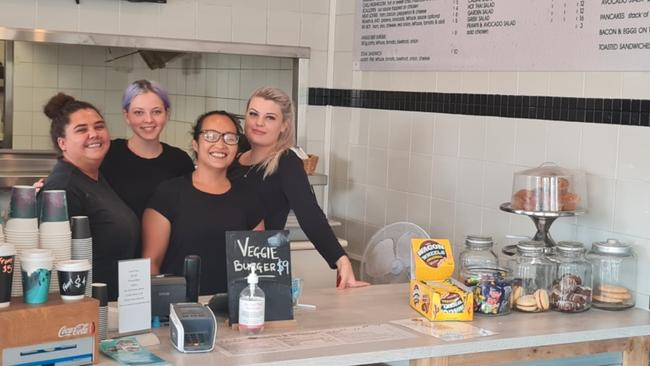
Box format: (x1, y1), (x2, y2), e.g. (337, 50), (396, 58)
(243, 164), (257, 178)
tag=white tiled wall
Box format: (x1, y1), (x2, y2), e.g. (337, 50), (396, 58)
(4, 0), (650, 308)
(11, 42), (293, 152)
(316, 7), (650, 307)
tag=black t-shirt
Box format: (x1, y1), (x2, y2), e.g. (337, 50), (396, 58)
(41, 159), (140, 301)
(147, 174), (263, 295)
(100, 138), (195, 221)
(228, 150), (346, 269)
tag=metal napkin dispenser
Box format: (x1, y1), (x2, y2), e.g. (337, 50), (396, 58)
(151, 275), (186, 318)
(169, 303), (216, 353)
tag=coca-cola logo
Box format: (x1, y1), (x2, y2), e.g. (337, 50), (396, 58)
(58, 323), (91, 338)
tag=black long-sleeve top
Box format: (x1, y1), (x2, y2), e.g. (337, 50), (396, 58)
(228, 149), (346, 269)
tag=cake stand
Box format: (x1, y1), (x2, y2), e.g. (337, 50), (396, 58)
(499, 202), (585, 255)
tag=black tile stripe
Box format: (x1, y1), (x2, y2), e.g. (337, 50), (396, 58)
(308, 88), (650, 127)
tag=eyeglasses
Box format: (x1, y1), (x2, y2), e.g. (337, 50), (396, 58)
(199, 130), (240, 145)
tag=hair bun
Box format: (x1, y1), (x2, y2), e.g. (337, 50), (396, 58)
(43, 93), (76, 119)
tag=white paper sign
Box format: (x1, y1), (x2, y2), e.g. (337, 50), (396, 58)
(355, 0), (650, 71)
(216, 323), (417, 356)
(118, 258), (151, 334)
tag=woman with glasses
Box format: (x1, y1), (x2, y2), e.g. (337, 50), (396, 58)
(100, 80), (195, 223)
(142, 110), (263, 295)
(228, 87), (368, 289)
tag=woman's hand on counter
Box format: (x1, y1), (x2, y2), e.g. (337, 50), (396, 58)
(336, 256), (370, 289)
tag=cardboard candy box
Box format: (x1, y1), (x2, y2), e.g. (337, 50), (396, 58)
(409, 238), (473, 321)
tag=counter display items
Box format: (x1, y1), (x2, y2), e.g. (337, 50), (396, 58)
(588, 239), (637, 310)
(409, 238), (474, 321)
(550, 241), (593, 313)
(238, 267), (265, 335)
(500, 163), (588, 254)
(225, 230), (293, 327)
(507, 241), (556, 313)
(461, 267), (511, 316)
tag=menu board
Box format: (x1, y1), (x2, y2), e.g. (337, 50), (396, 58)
(225, 230), (293, 325)
(355, 0), (650, 71)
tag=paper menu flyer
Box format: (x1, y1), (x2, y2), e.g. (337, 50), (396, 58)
(100, 337), (169, 366)
(390, 318), (496, 341)
(216, 323), (416, 356)
(118, 258), (151, 334)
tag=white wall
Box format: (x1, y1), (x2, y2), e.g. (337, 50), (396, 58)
(0, 0), (329, 149)
(316, 1), (650, 308)
(3, 0), (650, 308)
(11, 41), (293, 153)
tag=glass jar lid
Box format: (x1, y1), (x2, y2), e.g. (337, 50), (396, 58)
(464, 266), (509, 276)
(591, 239), (633, 255)
(465, 234), (494, 249)
(516, 240), (545, 255)
(556, 241), (585, 254)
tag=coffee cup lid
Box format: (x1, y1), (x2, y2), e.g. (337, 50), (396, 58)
(20, 248), (54, 260)
(56, 259), (91, 272)
(0, 243), (16, 256)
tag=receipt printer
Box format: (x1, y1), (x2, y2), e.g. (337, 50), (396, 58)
(169, 303), (217, 353)
(151, 275), (186, 318)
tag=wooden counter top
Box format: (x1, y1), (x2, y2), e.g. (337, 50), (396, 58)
(98, 284), (650, 365)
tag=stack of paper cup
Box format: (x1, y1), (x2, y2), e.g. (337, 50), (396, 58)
(92, 283), (108, 340)
(71, 216), (93, 297)
(39, 190), (72, 293)
(5, 186), (39, 297)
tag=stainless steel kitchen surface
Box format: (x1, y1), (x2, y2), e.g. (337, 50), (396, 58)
(0, 149), (57, 219)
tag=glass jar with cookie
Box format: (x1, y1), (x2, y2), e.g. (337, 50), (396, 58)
(550, 241), (592, 313)
(507, 241), (557, 313)
(587, 239), (636, 310)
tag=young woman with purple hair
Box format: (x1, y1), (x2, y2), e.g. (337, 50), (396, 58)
(100, 80), (194, 255)
(100, 80), (194, 218)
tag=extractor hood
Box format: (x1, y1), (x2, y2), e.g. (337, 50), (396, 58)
(138, 50), (183, 70)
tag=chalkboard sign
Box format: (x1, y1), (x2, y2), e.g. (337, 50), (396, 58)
(225, 230), (293, 325)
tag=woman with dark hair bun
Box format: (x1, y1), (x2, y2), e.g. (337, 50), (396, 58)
(142, 110), (263, 295)
(40, 93), (139, 301)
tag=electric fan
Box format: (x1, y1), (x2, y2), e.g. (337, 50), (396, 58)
(360, 222), (430, 284)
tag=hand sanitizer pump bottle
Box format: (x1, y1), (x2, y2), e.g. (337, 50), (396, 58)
(238, 267), (265, 334)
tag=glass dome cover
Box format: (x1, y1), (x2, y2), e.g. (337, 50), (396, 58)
(510, 162), (588, 212)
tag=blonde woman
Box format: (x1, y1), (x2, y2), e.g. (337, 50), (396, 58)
(228, 87), (368, 289)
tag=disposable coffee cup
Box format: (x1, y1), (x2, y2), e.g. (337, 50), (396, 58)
(0, 243), (16, 308)
(40, 190), (69, 223)
(9, 185), (37, 219)
(20, 249), (54, 304)
(56, 260), (91, 301)
(92, 283), (108, 306)
(70, 216), (91, 239)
